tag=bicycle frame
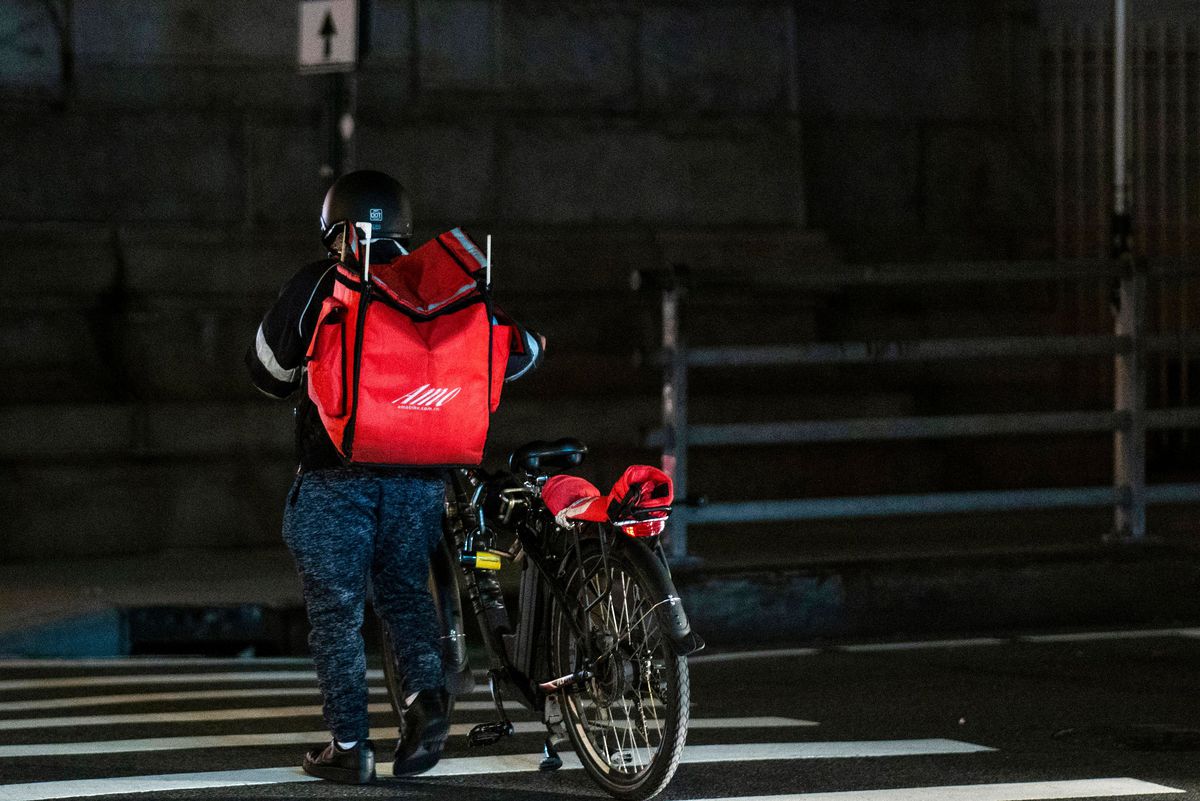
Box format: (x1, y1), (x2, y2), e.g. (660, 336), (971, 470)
(444, 467), (582, 718)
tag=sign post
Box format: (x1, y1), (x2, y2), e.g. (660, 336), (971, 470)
(1110, 0), (1145, 542)
(298, 0), (361, 181)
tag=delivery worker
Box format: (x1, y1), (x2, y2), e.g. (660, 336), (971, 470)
(246, 169), (543, 784)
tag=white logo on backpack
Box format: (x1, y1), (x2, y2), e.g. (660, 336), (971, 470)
(392, 384), (461, 412)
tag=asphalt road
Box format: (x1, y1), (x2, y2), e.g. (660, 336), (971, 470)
(0, 629), (1197, 800)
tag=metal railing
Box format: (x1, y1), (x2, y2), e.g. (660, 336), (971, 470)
(639, 259), (1200, 563)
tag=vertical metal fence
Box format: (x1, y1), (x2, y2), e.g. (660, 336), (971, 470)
(1045, 18), (1199, 448)
(1046, 20), (1197, 259)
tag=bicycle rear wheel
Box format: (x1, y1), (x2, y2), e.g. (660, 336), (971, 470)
(550, 538), (690, 801)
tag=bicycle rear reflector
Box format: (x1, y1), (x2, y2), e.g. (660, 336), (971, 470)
(618, 519), (667, 538)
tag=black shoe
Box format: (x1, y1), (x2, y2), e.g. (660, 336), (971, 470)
(303, 739), (376, 784)
(394, 689), (450, 776)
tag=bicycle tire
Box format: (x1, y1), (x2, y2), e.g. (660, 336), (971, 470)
(549, 536), (690, 801)
(380, 521), (469, 730)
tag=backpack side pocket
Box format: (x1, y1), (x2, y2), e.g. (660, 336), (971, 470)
(307, 297), (348, 418)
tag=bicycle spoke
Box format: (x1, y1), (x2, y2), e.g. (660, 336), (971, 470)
(556, 544), (687, 794)
(619, 695), (641, 770)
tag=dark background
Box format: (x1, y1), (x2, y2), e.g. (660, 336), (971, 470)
(0, 0), (1195, 569)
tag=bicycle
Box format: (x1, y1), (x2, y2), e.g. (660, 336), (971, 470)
(380, 437), (704, 801)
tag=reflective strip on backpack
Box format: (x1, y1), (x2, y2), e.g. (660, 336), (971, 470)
(450, 227), (486, 268)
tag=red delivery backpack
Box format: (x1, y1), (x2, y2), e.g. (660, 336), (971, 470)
(305, 226), (511, 466)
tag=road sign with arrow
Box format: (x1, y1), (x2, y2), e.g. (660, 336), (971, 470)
(297, 0), (358, 73)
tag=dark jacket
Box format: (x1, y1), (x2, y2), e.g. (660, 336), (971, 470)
(246, 257), (544, 470)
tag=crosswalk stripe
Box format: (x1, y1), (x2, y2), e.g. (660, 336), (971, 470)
(0, 731), (344, 759)
(836, 638), (1007, 653)
(690, 630), (1200, 663)
(0, 671), (383, 692)
(0, 766), (316, 801)
(0, 704), (395, 730)
(685, 778), (1184, 800)
(0, 700), (558, 728)
(691, 648), (822, 663)
(682, 717), (818, 729)
(0, 718), (816, 758)
(1018, 629), (1190, 644)
(0, 687), (491, 713)
(0, 687), (387, 713)
(391, 740), (991, 776)
(0, 658), (316, 669)
(0, 740), (992, 800)
(667, 740), (992, 761)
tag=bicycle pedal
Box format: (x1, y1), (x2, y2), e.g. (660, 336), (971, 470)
(468, 720), (515, 747)
(539, 738), (563, 772)
(538, 667), (592, 693)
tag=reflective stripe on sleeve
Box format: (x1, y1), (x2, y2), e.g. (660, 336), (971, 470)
(255, 324), (299, 384)
(505, 330), (542, 382)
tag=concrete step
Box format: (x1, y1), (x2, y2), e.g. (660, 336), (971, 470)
(0, 292), (1075, 405)
(0, 458), (296, 560)
(0, 417), (1117, 563)
(0, 390), (918, 460)
(0, 388), (919, 560)
(0, 302), (1083, 403)
(0, 222), (844, 402)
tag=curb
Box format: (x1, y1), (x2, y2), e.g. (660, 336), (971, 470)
(3, 546), (1198, 658)
(675, 544), (1200, 647)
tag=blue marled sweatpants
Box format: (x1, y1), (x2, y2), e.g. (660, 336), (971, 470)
(283, 467), (445, 741)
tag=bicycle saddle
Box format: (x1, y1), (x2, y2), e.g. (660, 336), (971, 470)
(508, 438), (588, 474)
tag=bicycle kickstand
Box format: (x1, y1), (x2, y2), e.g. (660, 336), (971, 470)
(468, 670), (515, 748)
(539, 693), (567, 771)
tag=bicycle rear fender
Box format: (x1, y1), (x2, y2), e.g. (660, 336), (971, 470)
(612, 534), (706, 657)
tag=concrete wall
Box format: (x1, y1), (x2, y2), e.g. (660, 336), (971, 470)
(794, 0), (1053, 260)
(0, 0), (1060, 248)
(0, 0), (809, 229)
(0, 0), (1108, 561)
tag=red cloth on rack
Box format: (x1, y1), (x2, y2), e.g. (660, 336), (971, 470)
(542, 466), (673, 525)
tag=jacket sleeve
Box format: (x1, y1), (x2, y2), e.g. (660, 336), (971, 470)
(493, 306), (545, 382)
(245, 259), (338, 399)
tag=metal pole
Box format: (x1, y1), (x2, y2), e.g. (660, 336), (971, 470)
(320, 73), (340, 181)
(1113, 0), (1128, 222)
(1054, 24), (1066, 259)
(661, 268), (689, 562)
(1113, 263), (1147, 541)
(340, 70), (358, 173)
(318, 15), (363, 183)
(1112, 0), (1145, 542)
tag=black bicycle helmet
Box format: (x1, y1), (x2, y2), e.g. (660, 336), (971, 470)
(320, 169), (413, 247)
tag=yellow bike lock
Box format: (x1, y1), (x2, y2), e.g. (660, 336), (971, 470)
(462, 551), (502, 570)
